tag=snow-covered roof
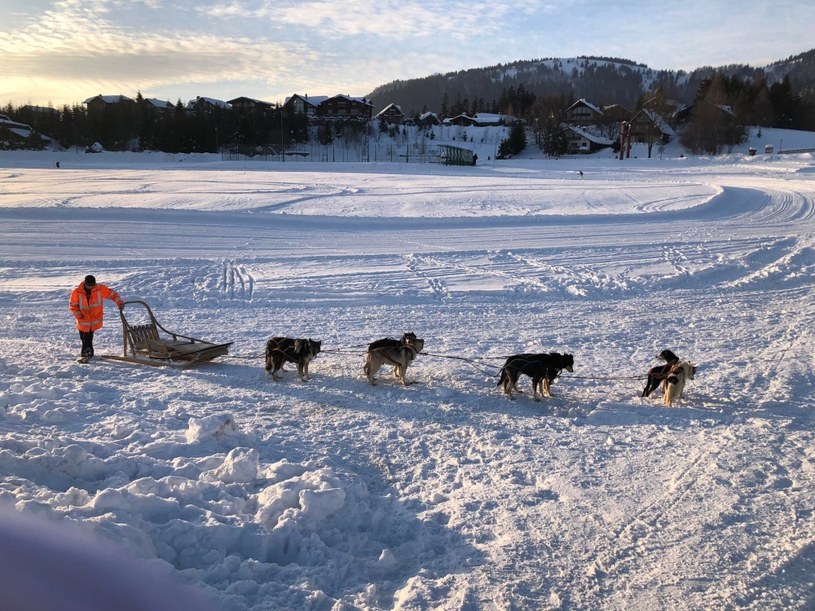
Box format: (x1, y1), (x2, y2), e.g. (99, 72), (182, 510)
(643, 109), (677, 137)
(325, 94), (373, 106)
(564, 124), (614, 145)
(567, 98), (604, 115)
(0, 115), (32, 133)
(227, 97), (273, 106)
(82, 95), (134, 105)
(284, 94), (329, 108)
(375, 103), (403, 118)
(188, 97), (231, 110)
(145, 98), (174, 110)
(21, 105), (58, 114)
(473, 113), (513, 125)
(717, 104), (737, 118)
(443, 114), (476, 124)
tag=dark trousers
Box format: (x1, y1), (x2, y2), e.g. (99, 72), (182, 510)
(79, 330), (94, 358)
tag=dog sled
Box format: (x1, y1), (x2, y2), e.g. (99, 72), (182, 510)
(101, 300), (233, 368)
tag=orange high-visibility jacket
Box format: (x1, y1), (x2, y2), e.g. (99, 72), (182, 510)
(69, 283), (124, 332)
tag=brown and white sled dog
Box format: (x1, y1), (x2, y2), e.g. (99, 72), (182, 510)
(265, 337), (321, 381)
(367, 333), (417, 376)
(364, 334), (424, 386)
(662, 360), (696, 406)
(498, 352), (574, 401)
(366, 332), (417, 353)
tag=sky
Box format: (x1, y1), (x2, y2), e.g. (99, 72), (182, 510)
(2, 0), (814, 110)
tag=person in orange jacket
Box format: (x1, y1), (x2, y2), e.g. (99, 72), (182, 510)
(69, 275), (124, 362)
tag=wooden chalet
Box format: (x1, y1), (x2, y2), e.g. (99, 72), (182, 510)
(144, 98), (174, 113)
(629, 108), (676, 144)
(444, 114), (476, 127)
(187, 96), (231, 114)
(564, 99), (604, 125)
(601, 104), (633, 123)
(21, 105), (59, 116)
(375, 103), (406, 124)
(0, 114), (34, 137)
(283, 94), (327, 119)
(318, 95), (374, 120)
(472, 113), (515, 126)
(417, 111), (441, 127)
(673, 102), (736, 125)
(564, 124), (614, 154)
(227, 97), (275, 112)
(83, 95), (135, 113)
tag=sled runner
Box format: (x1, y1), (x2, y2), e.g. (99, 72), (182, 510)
(101, 300), (233, 368)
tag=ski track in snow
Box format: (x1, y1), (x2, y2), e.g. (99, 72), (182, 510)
(2, 149), (815, 610)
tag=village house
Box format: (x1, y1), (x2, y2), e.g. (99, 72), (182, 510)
(21, 105), (59, 117)
(144, 98), (175, 113)
(472, 113), (515, 126)
(318, 95), (374, 121)
(375, 103), (406, 124)
(564, 99), (604, 125)
(629, 108), (676, 144)
(0, 114), (49, 147)
(283, 94), (328, 120)
(227, 97), (275, 112)
(600, 104), (633, 123)
(417, 111), (441, 127)
(83, 95), (135, 113)
(443, 114), (476, 127)
(564, 124), (615, 154)
(187, 96), (231, 114)
(0, 114), (34, 137)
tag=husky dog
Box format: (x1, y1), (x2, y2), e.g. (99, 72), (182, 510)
(642, 349), (681, 398)
(364, 334), (424, 386)
(265, 337), (321, 381)
(663, 361), (696, 406)
(498, 352), (574, 401)
(367, 333), (417, 376)
(367, 332), (417, 353)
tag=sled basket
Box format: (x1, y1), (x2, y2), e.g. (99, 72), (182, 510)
(101, 300), (233, 367)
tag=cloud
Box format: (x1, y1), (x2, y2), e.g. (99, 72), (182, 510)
(0, 0), (318, 103)
(2, 0), (815, 106)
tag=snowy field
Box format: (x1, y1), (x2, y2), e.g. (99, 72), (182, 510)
(2, 131), (815, 610)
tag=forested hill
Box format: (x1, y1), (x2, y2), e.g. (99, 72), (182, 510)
(368, 49), (815, 116)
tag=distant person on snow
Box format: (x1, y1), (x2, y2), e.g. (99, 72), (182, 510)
(69, 275), (124, 363)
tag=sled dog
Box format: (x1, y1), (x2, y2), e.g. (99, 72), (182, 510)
(641, 349), (681, 398)
(663, 361), (696, 406)
(367, 332), (417, 353)
(497, 352), (574, 401)
(365, 334), (424, 386)
(367, 333), (418, 376)
(265, 337), (321, 381)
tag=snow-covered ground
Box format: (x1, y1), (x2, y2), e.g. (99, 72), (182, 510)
(2, 128), (815, 610)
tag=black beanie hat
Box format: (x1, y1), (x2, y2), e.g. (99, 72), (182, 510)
(84, 275), (96, 286)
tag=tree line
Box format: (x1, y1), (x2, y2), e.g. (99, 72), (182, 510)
(1, 93), (311, 153)
(2, 70), (813, 157)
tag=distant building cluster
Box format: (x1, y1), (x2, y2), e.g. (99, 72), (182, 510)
(2, 88), (744, 158)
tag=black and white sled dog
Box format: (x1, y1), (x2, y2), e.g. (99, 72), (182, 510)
(497, 352), (574, 401)
(663, 361), (696, 406)
(364, 333), (424, 386)
(641, 349), (681, 398)
(265, 337), (321, 381)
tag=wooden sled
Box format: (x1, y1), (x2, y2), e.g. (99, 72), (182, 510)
(101, 300), (233, 368)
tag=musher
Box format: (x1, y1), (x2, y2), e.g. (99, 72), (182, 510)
(69, 275), (124, 363)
